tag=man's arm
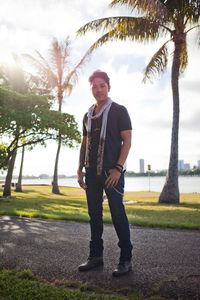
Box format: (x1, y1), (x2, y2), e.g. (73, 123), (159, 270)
(105, 130), (132, 189)
(116, 129), (132, 167)
(77, 136), (87, 190)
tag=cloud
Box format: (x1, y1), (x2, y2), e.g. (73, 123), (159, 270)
(180, 110), (200, 132)
(181, 80), (200, 94)
(111, 54), (145, 73)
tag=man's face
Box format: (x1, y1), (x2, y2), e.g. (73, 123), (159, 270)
(91, 77), (110, 104)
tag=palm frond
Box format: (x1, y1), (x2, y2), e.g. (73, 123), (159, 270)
(77, 16), (168, 42)
(63, 49), (91, 92)
(179, 40), (188, 74)
(110, 0), (169, 20)
(64, 84), (73, 97)
(86, 29), (133, 55)
(51, 38), (63, 84)
(159, 0), (200, 26)
(191, 25), (200, 46)
(49, 37), (73, 86)
(181, 0), (200, 25)
(34, 50), (54, 74)
(61, 37), (71, 73)
(143, 40), (170, 83)
(22, 54), (58, 88)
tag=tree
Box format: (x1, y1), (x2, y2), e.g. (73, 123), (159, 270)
(24, 37), (89, 194)
(3, 147), (17, 197)
(0, 87), (81, 197)
(0, 144), (9, 170)
(15, 143), (25, 192)
(77, 0), (200, 203)
(0, 57), (52, 192)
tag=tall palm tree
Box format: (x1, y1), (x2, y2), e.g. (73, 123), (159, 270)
(77, 0), (200, 203)
(24, 37), (89, 194)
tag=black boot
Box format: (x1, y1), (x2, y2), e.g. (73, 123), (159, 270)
(78, 257), (103, 271)
(112, 260), (132, 277)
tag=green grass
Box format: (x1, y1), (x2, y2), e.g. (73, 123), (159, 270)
(0, 268), (168, 300)
(0, 185), (200, 229)
(0, 268), (127, 300)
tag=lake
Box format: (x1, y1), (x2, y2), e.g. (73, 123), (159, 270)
(17, 176), (200, 193)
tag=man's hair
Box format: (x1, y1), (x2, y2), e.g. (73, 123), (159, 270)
(88, 70), (110, 88)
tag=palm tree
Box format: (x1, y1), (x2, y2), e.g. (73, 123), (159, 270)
(24, 37), (89, 194)
(77, 0), (200, 203)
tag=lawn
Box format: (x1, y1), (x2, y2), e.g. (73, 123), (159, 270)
(0, 185), (199, 229)
(0, 269), (127, 300)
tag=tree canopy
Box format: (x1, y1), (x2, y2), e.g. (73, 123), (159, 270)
(0, 87), (81, 169)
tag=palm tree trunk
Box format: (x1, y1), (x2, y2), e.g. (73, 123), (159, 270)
(3, 149), (17, 197)
(15, 145), (25, 192)
(159, 40), (182, 204)
(52, 93), (63, 194)
(52, 134), (62, 194)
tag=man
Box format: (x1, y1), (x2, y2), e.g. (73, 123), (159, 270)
(77, 70), (133, 277)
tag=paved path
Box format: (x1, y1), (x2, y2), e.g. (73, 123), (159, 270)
(0, 216), (200, 299)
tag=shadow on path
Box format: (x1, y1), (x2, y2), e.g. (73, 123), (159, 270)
(0, 215), (200, 299)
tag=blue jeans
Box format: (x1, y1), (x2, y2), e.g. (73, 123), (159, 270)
(85, 168), (133, 261)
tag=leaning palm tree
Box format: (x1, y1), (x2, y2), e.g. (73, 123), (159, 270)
(24, 37), (89, 194)
(77, 0), (200, 203)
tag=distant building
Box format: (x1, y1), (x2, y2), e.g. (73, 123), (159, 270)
(178, 160), (184, 170)
(139, 159), (145, 173)
(197, 160), (200, 169)
(184, 163), (190, 171)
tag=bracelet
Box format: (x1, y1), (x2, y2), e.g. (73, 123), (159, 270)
(114, 166), (123, 173)
(116, 163), (123, 170)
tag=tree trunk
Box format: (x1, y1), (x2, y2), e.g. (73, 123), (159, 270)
(159, 40), (182, 204)
(52, 134), (62, 194)
(15, 145), (25, 192)
(52, 93), (63, 194)
(3, 149), (17, 197)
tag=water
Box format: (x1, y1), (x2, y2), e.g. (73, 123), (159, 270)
(16, 176), (200, 193)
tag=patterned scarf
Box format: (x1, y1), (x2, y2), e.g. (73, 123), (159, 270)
(85, 97), (112, 175)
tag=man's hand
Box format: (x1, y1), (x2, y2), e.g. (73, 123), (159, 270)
(105, 168), (121, 189)
(77, 169), (87, 190)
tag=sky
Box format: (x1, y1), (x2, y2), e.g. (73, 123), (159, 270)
(0, 0), (200, 176)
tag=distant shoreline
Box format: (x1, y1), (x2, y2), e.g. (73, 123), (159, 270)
(1, 174), (200, 181)
(1, 176), (200, 193)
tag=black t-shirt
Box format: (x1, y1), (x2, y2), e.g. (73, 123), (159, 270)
(88, 114), (102, 168)
(83, 102), (132, 169)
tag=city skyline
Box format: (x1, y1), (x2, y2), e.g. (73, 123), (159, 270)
(138, 158), (200, 174)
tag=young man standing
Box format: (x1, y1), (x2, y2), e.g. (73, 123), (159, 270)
(77, 70), (133, 277)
